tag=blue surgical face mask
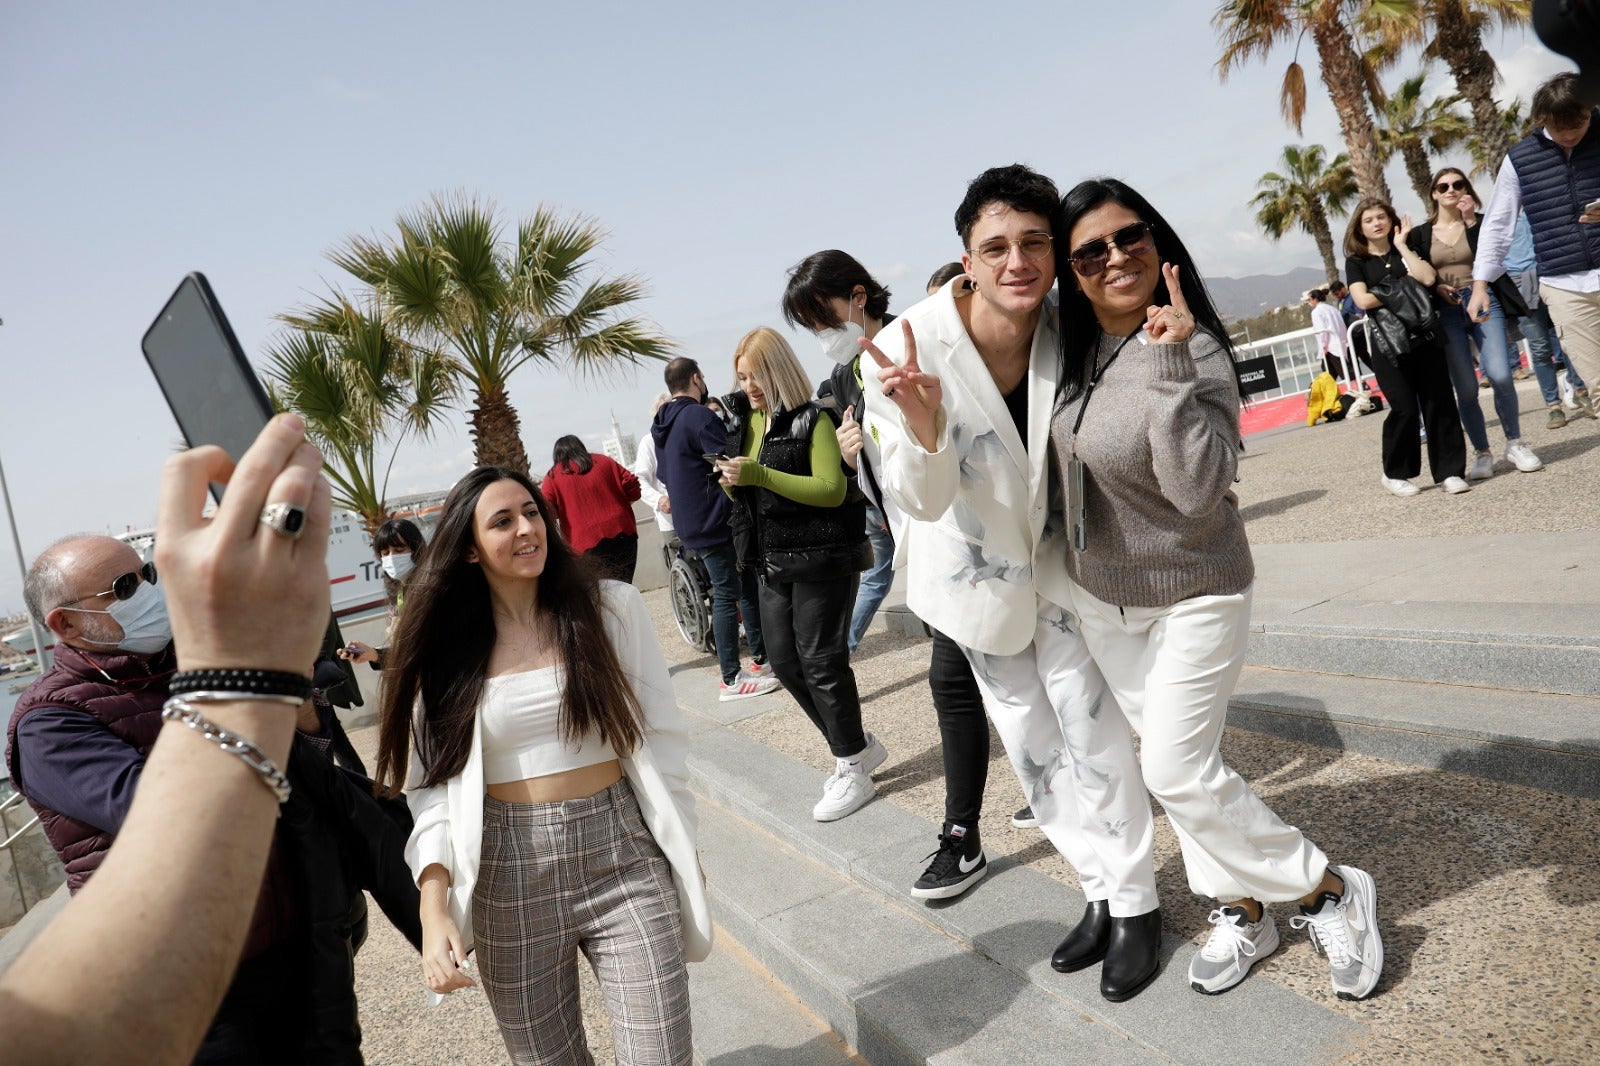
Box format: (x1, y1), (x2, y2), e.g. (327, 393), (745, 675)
(381, 552), (414, 581)
(67, 580), (173, 656)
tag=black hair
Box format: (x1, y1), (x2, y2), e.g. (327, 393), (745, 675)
(1055, 177), (1243, 403)
(781, 250), (891, 331)
(664, 356), (702, 395)
(374, 466), (644, 793)
(373, 518), (424, 557)
(551, 434), (593, 475)
(954, 164), (1061, 246)
(926, 262), (966, 291)
(1308, 288), (1329, 302)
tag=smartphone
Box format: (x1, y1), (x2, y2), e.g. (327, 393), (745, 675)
(141, 272), (360, 703)
(701, 452), (728, 463)
(141, 273), (274, 464)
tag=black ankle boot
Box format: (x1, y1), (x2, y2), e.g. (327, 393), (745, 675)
(1100, 908), (1162, 1002)
(1051, 900), (1111, 973)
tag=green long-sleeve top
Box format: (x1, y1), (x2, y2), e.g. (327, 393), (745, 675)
(723, 408), (848, 507)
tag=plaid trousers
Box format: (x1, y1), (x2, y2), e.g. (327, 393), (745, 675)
(474, 777), (691, 1065)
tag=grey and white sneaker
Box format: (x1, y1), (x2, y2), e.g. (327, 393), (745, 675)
(1289, 864), (1384, 1001)
(1011, 805), (1040, 829)
(812, 759), (875, 821)
(1467, 450), (1496, 481)
(1505, 439), (1543, 472)
(1189, 906), (1280, 995)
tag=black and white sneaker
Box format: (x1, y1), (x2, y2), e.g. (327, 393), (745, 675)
(911, 823), (986, 900)
(1011, 805), (1039, 829)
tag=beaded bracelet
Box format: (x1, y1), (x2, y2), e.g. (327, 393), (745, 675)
(161, 696), (293, 803)
(169, 668), (313, 702)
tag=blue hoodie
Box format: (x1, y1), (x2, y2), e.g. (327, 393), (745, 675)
(650, 396), (734, 550)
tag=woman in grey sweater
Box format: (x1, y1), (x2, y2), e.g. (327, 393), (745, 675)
(1049, 179), (1384, 1002)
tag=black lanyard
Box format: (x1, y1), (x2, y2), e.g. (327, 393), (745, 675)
(1069, 327), (1143, 447)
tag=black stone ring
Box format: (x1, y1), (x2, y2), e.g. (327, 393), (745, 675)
(259, 502), (307, 540)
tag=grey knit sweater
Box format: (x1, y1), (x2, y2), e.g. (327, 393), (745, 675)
(1050, 328), (1253, 608)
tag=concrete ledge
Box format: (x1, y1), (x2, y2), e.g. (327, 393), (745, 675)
(687, 715), (1364, 1065)
(0, 882), (69, 976)
(1229, 667), (1600, 798)
(1247, 623), (1600, 698)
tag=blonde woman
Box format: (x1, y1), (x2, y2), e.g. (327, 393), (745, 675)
(715, 328), (882, 821)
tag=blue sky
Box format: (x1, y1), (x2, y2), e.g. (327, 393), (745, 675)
(0, 2), (1571, 616)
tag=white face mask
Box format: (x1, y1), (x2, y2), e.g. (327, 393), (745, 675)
(69, 580), (173, 656)
(381, 552), (414, 581)
(816, 300), (866, 365)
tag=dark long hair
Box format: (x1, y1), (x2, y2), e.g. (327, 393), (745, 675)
(373, 517), (426, 607)
(1055, 178), (1242, 404)
(551, 435), (594, 475)
(1425, 166), (1482, 223)
(1343, 198), (1400, 259)
(373, 466), (644, 794)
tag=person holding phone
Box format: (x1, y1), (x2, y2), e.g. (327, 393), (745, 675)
(373, 465), (709, 1064)
(339, 517), (427, 669)
(1407, 166), (1542, 480)
(1052, 178), (1384, 1002)
(717, 328), (884, 822)
(1471, 73), (1600, 407)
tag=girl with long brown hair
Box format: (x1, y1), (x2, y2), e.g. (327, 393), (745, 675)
(374, 465), (710, 1065)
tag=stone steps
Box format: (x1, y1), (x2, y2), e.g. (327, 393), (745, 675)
(687, 716), (1364, 1065)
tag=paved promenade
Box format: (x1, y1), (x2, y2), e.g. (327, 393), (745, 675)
(343, 378), (1595, 1063)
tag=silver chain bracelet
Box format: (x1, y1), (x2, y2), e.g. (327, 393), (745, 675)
(161, 696), (293, 803)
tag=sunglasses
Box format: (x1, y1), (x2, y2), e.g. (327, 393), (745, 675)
(1434, 178), (1468, 193)
(82, 562), (158, 605)
(1068, 222), (1155, 277)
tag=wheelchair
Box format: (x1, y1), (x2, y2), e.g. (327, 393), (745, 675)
(664, 536), (715, 653)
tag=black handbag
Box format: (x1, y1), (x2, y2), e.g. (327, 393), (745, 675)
(1367, 276), (1440, 360)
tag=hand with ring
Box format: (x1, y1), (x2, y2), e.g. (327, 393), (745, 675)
(156, 413), (332, 674)
(1144, 263), (1196, 343)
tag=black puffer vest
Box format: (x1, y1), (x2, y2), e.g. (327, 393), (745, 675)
(723, 392), (871, 583)
(1508, 112), (1600, 278)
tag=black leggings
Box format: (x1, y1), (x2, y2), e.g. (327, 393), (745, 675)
(929, 627), (989, 829)
(759, 575), (866, 758)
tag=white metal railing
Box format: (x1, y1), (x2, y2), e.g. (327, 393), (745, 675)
(0, 791), (40, 851)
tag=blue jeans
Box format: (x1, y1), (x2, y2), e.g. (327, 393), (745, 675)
(696, 539), (766, 685)
(1439, 286), (1521, 449)
(847, 503), (894, 653)
(1520, 302), (1586, 406)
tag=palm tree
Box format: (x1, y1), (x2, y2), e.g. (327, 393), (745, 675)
(1465, 98), (1527, 177)
(1374, 74), (1471, 205)
(264, 294), (458, 535)
(1422, 0), (1530, 175)
(1252, 144), (1360, 284)
(1215, 0), (1421, 204)
(331, 195), (675, 475)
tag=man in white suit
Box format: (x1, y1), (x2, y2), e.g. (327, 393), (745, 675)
(861, 165), (1162, 1003)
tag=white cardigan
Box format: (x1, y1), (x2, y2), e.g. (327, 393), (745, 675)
(403, 580), (713, 998)
(861, 281), (1072, 656)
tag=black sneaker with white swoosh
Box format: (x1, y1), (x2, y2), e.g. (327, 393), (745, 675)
(911, 823), (987, 901)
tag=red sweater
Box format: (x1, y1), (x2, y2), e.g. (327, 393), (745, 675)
(542, 453), (641, 553)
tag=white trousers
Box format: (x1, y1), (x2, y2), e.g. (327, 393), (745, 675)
(959, 597), (1158, 916)
(1070, 580), (1329, 903)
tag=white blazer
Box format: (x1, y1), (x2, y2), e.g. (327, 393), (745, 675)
(862, 281), (1071, 656)
(404, 580), (713, 1001)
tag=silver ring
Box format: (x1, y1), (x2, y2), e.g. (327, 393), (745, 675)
(259, 502), (307, 540)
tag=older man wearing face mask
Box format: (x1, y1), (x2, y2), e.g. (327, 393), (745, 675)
(6, 534), (422, 1063)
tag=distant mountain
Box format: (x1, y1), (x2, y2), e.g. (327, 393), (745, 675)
(1202, 267), (1329, 321)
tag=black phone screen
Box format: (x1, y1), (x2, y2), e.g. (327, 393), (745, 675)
(141, 273), (274, 462)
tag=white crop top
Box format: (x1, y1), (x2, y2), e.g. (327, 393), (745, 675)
(478, 667), (619, 785)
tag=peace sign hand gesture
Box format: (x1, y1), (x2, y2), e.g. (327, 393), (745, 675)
(1145, 263), (1196, 344)
(862, 319), (943, 452)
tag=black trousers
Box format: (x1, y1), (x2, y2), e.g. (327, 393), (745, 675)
(758, 575), (866, 758)
(586, 533), (638, 583)
(929, 627), (989, 829)
(194, 940), (304, 1064)
(1367, 341), (1467, 482)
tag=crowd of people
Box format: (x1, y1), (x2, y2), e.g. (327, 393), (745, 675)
(1302, 73), (1600, 498)
(1, 68), (1593, 1066)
